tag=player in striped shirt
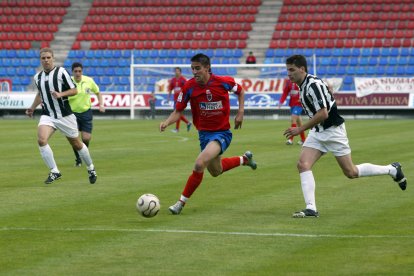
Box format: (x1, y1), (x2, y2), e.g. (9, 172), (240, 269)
(284, 55), (407, 218)
(160, 53), (257, 215)
(25, 48), (97, 185)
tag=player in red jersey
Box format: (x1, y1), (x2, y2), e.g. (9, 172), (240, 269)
(279, 78), (306, 145)
(168, 67), (192, 132)
(160, 53), (257, 215)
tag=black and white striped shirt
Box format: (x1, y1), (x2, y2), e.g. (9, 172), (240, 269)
(299, 74), (344, 132)
(34, 66), (76, 119)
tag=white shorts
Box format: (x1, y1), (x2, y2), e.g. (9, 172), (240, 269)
(303, 123), (351, 157)
(38, 114), (79, 138)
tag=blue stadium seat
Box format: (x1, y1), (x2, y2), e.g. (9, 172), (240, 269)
(339, 57), (349, 66)
(11, 59), (21, 66)
(349, 57), (358, 66)
(361, 48), (371, 57)
(400, 48), (410, 56)
(100, 77), (111, 86)
(407, 66), (414, 74)
(390, 48), (399, 56)
(368, 57), (378, 66)
(350, 48), (360, 57)
(16, 67), (26, 76)
(385, 67), (396, 75)
(379, 57), (388, 66)
(399, 57), (408, 65)
(371, 48), (380, 57)
(112, 50), (122, 58)
(265, 49), (274, 58)
(21, 77), (31, 85)
(121, 50), (131, 58)
(7, 67), (16, 75)
(396, 67), (406, 75)
(0, 67), (6, 76)
(6, 50), (17, 58)
(376, 66), (386, 75)
(388, 57), (398, 66)
(381, 48), (391, 56)
(336, 66), (346, 75)
(359, 57), (369, 66)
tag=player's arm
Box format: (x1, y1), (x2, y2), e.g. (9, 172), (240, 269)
(284, 108), (328, 139)
(160, 109), (183, 132)
(234, 88), (245, 129)
(278, 81), (289, 107)
(25, 91), (42, 118)
(51, 88), (77, 99)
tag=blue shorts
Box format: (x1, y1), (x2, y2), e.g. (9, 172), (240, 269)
(73, 109), (93, 133)
(199, 130), (232, 155)
(291, 106), (303, 116)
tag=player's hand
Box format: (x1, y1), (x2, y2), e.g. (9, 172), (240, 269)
(234, 113), (243, 129)
(283, 127), (300, 139)
(51, 91), (60, 99)
(99, 106), (106, 113)
(159, 121), (168, 132)
(25, 108), (34, 118)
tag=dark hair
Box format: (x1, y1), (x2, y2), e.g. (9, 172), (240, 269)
(286, 55), (308, 73)
(71, 62), (83, 71)
(174, 67), (182, 72)
(191, 53), (211, 73)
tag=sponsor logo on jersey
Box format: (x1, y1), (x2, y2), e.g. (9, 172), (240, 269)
(199, 101), (223, 110)
(206, 89), (212, 101)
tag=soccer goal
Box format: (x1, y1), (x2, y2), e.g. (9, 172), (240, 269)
(129, 56), (317, 119)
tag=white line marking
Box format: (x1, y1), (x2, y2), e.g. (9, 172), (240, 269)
(1, 227), (412, 239)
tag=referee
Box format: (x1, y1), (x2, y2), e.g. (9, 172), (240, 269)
(25, 48), (98, 184)
(284, 54), (406, 218)
(69, 62), (105, 167)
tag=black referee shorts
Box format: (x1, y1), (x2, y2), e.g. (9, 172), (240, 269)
(74, 109), (93, 133)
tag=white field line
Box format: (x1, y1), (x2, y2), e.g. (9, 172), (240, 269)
(1, 227), (413, 239)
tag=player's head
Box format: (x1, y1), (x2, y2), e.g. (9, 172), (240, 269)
(174, 67), (182, 78)
(72, 62), (83, 82)
(286, 55), (308, 85)
(191, 53), (211, 85)
(40, 48), (55, 72)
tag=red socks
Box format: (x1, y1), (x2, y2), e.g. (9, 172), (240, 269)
(181, 115), (189, 124)
(182, 170), (204, 198)
(221, 157), (241, 172)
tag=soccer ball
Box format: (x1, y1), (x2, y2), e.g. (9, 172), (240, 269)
(136, 194), (160, 218)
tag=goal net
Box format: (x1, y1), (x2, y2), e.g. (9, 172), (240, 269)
(129, 57), (318, 119)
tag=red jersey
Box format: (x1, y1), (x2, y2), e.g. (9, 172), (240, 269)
(175, 74), (242, 131)
(279, 79), (301, 107)
(168, 76), (187, 102)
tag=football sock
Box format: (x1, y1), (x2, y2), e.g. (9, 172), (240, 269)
(300, 131), (306, 142)
(77, 144), (94, 169)
(300, 171), (317, 211)
(356, 163), (395, 177)
(39, 144), (59, 172)
(221, 157), (242, 172)
(291, 123), (297, 140)
(182, 170), (204, 198)
(180, 195), (188, 203)
(181, 115), (189, 124)
(175, 120), (180, 130)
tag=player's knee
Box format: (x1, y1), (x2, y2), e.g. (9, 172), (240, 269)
(194, 161), (206, 172)
(343, 168), (358, 179)
(37, 138), (47, 146)
(297, 160), (311, 172)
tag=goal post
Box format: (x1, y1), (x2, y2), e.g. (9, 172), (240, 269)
(129, 55), (317, 119)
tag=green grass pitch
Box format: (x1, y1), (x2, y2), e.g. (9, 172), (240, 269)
(1, 118), (413, 275)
